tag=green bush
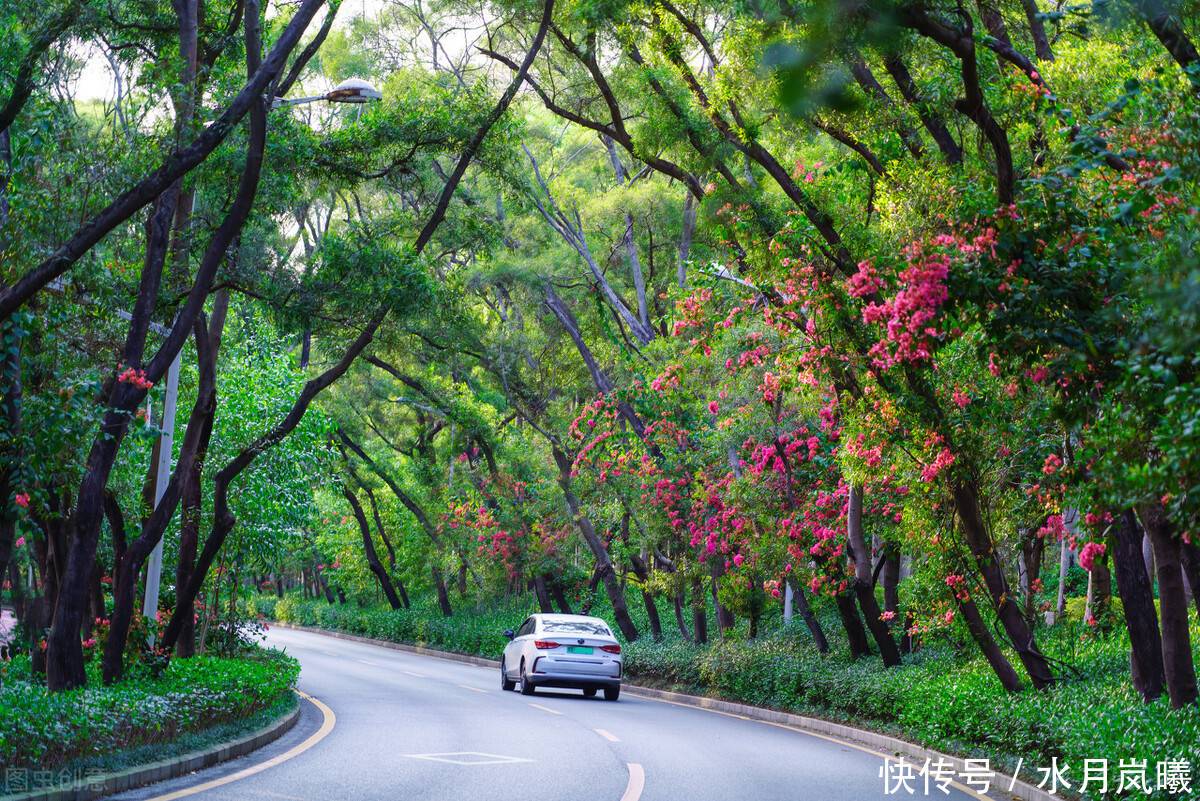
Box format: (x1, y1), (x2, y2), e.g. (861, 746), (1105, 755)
(0, 650), (299, 771)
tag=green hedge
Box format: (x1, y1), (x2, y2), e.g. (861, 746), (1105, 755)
(0, 651), (299, 770)
(273, 595), (536, 658)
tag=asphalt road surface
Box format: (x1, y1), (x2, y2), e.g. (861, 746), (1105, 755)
(107, 627), (991, 801)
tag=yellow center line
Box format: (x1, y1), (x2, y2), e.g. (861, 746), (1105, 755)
(641, 694), (990, 801)
(594, 728), (620, 742)
(528, 703), (562, 715)
(138, 691), (336, 801)
(458, 685), (487, 693)
(620, 763), (645, 801)
(403, 671), (425, 678)
(357, 659), (378, 666)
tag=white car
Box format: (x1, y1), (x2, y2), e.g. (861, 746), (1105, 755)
(500, 613), (623, 701)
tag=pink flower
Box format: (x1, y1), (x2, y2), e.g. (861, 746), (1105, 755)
(14, 492), (29, 508)
(14, 536), (24, 547)
(708, 401), (719, 414)
(1078, 542), (1106, 572)
(881, 610), (895, 621)
(943, 609), (955, 624)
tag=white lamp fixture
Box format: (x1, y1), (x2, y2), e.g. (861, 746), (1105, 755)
(271, 78), (383, 109)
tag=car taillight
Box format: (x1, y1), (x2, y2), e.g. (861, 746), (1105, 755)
(533, 640), (560, 649)
(601, 644), (621, 654)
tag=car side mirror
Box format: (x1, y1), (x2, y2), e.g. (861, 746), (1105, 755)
(503, 629), (515, 641)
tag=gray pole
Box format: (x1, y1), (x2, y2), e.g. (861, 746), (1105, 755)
(142, 350), (181, 647)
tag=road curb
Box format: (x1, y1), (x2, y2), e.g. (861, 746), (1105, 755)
(271, 621), (1061, 801)
(0, 695), (301, 801)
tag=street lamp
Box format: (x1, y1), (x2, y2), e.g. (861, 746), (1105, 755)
(270, 77), (383, 109)
(143, 78), (383, 647)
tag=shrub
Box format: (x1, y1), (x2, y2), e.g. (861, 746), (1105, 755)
(0, 650), (299, 771)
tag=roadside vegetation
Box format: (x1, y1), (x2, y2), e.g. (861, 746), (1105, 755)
(3, 1), (1200, 799)
(0, 649), (298, 772)
(262, 586), (1200, 792)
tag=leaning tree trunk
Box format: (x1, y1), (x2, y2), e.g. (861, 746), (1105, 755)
(787, 578), (830, 653)
(956, 594), (1024, 692)
(847, 484), (900, 666)
(533, 575), (554, 613)
(1141, 502), (1198, 709)
(952, 480), (1055, 689)
(548, 576), (573, 614)
(344, 487), (402, 610)
(551, 445), (638, 641)
(674, 590), (692, 643)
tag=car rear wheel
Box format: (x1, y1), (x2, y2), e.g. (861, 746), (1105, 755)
(604, 685), (620, 701)
(519, 660), (535, 696)
(500, 658), (515, 691)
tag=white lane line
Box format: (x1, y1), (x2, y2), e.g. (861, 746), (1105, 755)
(459, 684), (487, 693)
(594, 728), (620, 742)
(528, 703), (562, 715)
(321, 650), (337, 656)
(358, 659), (378, 666)
(138, 691), (336, 801)
(621, 763), (645, 801)
(403, 670), (425, 678)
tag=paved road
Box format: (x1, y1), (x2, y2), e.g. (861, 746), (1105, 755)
(108, 627), (989, 801)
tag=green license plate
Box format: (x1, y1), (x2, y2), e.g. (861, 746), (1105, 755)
(567, 646), (593, 654)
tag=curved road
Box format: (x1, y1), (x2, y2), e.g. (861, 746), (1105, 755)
(109, 627), (991, 801)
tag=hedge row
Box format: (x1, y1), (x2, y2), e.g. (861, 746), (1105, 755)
(0, 651), (299, 770)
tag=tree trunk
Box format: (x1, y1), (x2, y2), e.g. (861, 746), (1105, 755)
(533, 575), (554, 613)
(882, 547), (901, 620)
(642, 590), (662, 640)
(787, 578), (830, 653)
(551, 445), (638, 641)
(691, 576), (708, 645)
(1021, 530), (1046, 625)
(1180, 539), (1200, 621)
(1056, 537), (1070, 618)
(1141, 502), (1198, 708)
(1019, 0), (1055, 61)
(951, 481), (1055, 688)
(847, 484), (900, 666)
(956, 595), (1024, 692)
(835, 591), (872, 658)
(345, 487), (402, 610)
(710, 559), (735, 634)
(433, 566), (453, 617)
(549, 577), (573, 614)
(674, 590), (692, 643)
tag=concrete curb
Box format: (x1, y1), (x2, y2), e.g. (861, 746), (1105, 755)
(271, 621), (1061, 801)
(0, 695), (301, 801)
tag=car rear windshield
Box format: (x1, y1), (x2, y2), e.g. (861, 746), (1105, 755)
(541, 621), (611, 636)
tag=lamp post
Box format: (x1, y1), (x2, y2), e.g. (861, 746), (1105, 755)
(140, 77), (383, 649)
